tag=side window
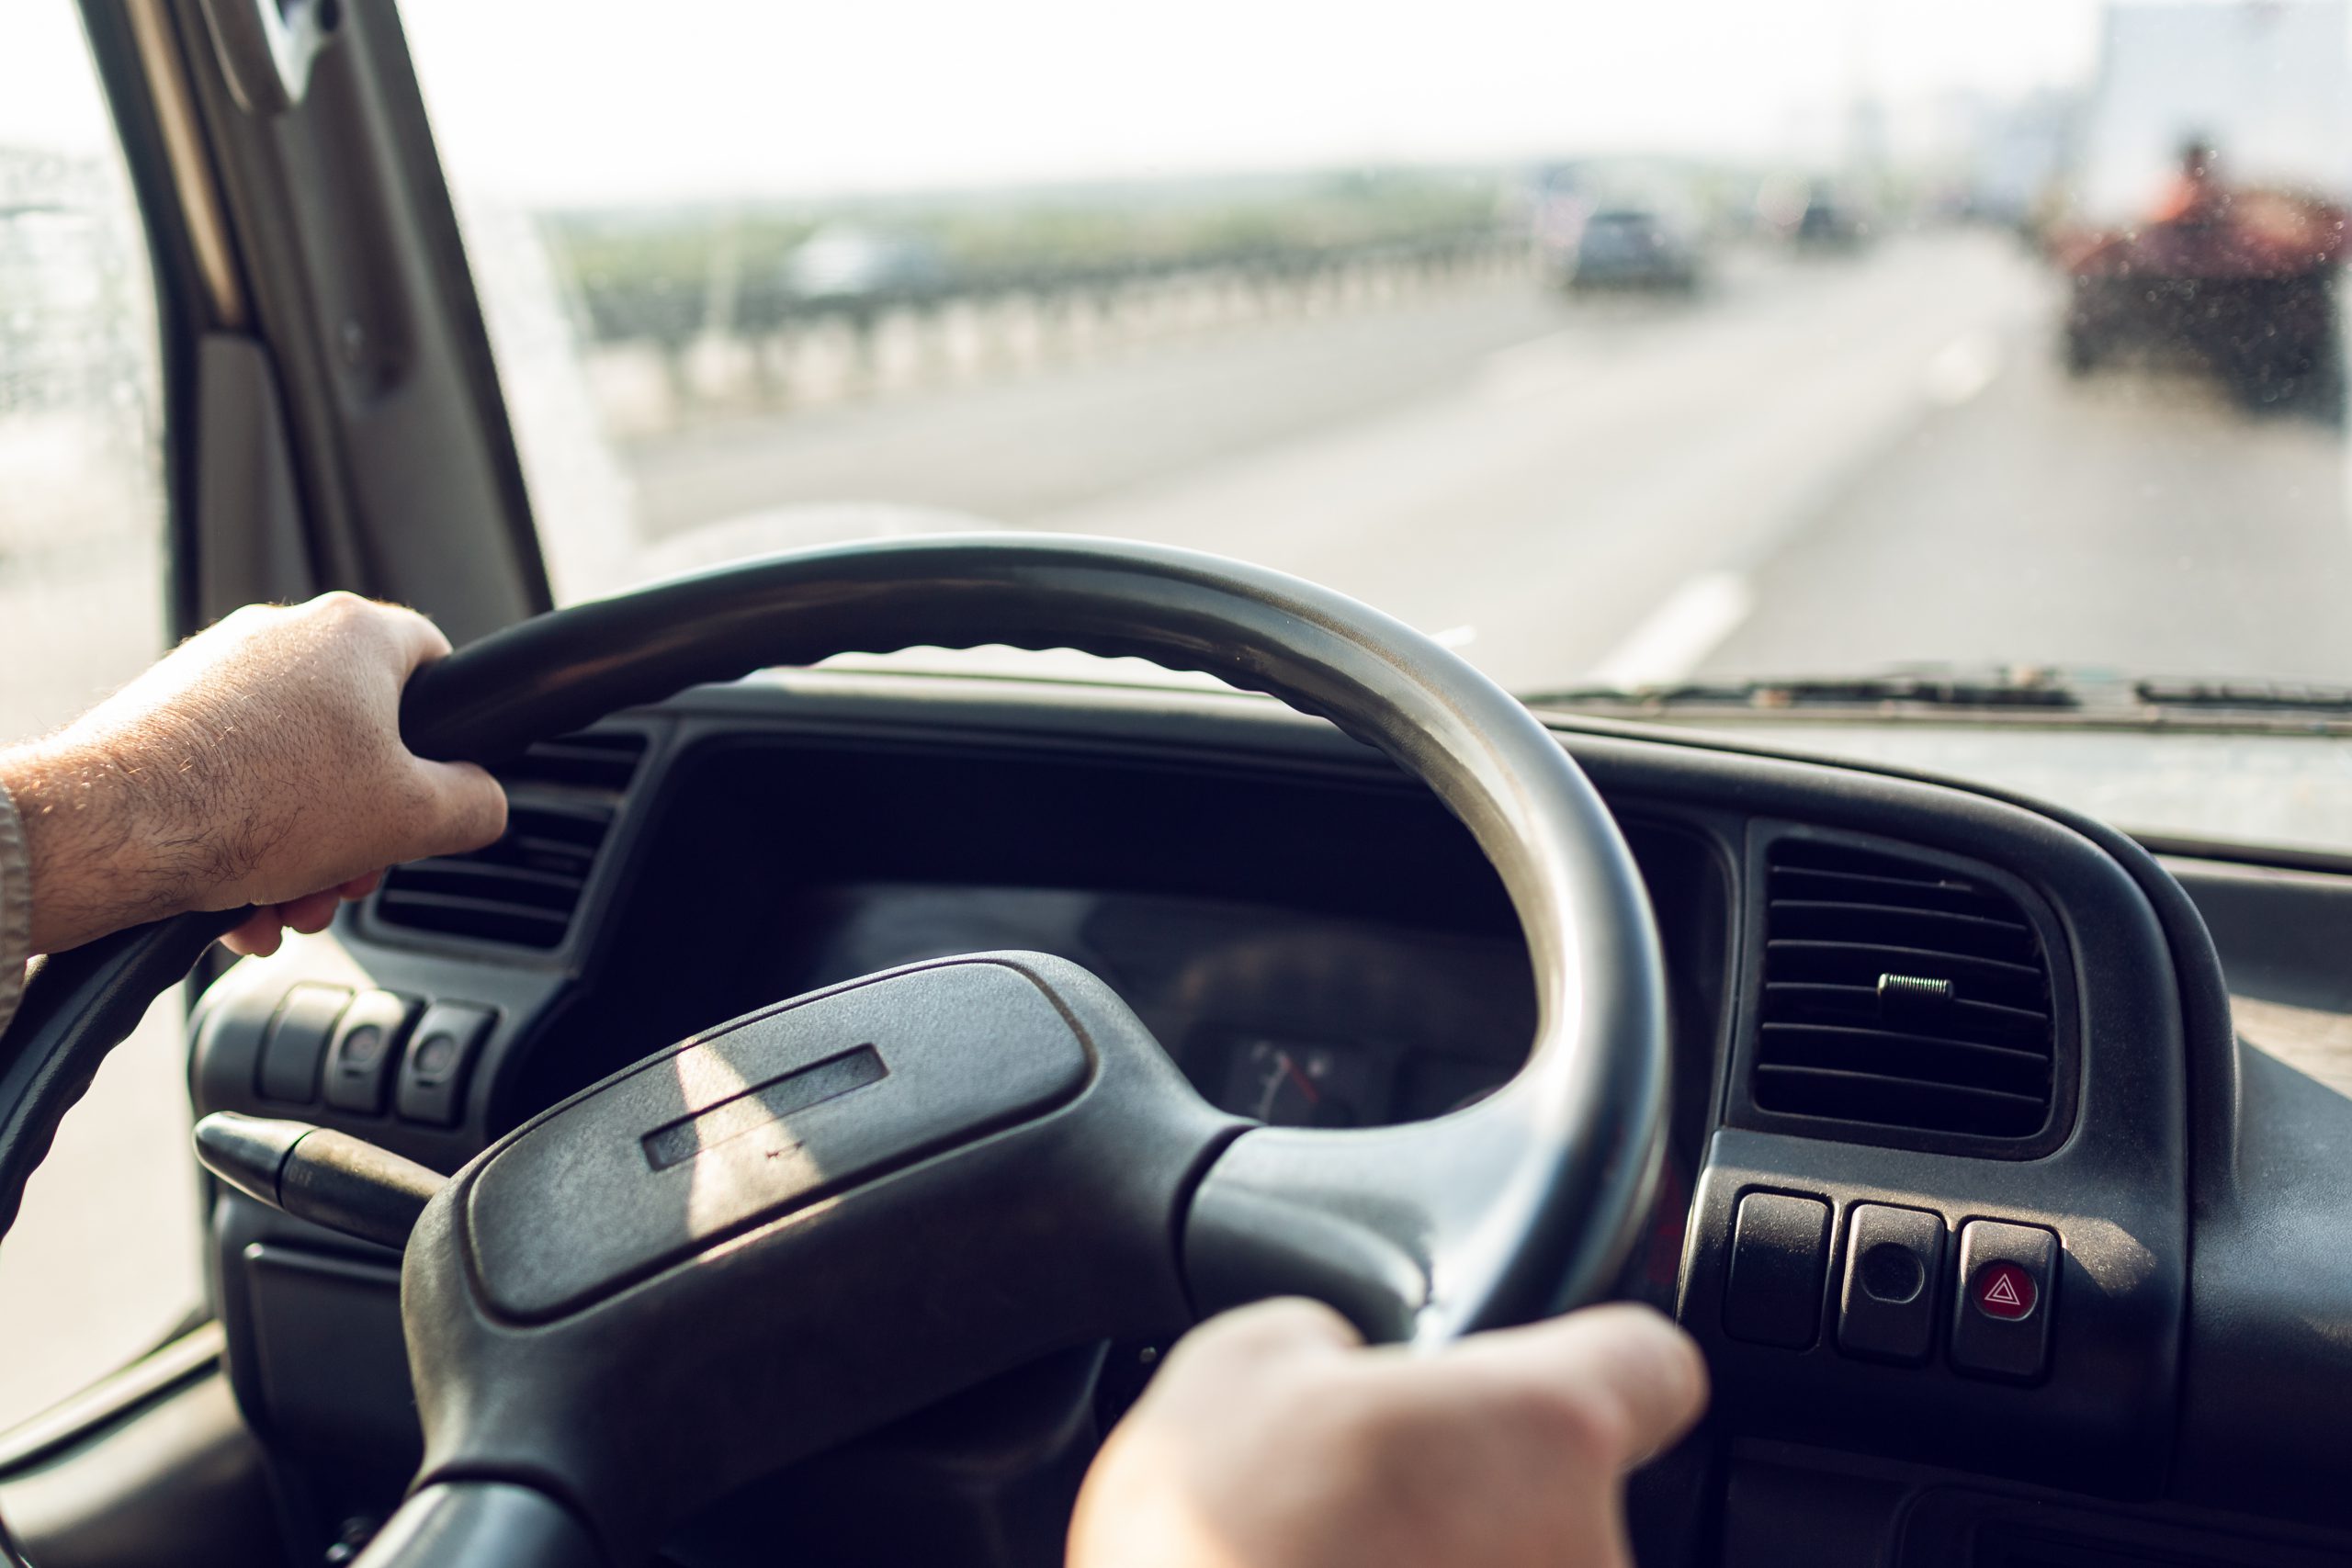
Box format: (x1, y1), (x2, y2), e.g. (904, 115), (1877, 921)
(0, 6), (198, 1429)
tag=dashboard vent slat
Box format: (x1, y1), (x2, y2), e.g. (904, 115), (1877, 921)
(1769, 863), (2010, 918)
(1752, 1066), (2049, 1134)
(1758, 1023), (2051, 1097)
(1761, 982), (2048, 1047)
(372, 729), (648, 950)
(1766, 901), (2036, 963)
(1752, 837), (2058, 1142)
(1764, 941), (2047, 1012)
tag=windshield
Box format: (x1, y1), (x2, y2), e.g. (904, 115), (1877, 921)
(404, 2), (2352, 709)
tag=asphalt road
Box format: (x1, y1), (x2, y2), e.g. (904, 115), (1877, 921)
(626, 228), (2352, 692)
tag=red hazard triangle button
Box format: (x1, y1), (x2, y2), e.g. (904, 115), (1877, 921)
(1973, 1260), (2038, 1321)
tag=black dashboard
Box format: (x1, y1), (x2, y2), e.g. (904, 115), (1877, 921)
(175, 671), (2352, 1568)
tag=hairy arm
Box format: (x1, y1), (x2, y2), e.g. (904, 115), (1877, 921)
(0, 592), (506, 961)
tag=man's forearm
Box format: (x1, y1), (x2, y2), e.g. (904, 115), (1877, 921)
(0, 777), (33, 1038)
(0, 734), (233, 956)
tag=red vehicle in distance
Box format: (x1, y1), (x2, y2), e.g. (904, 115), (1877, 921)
(2052, 139), (2348, 409)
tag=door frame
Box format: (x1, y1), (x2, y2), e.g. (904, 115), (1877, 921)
(77, 0), (551, 644)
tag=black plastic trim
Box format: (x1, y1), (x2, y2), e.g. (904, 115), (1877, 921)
(179, 671), (2211, 1528)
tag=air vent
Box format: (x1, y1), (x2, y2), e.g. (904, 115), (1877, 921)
(1753, 836), (2057, 1141)
(373, 730), (649, 949)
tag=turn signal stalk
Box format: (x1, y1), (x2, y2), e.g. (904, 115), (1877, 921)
(194, 1111), (443, 1250)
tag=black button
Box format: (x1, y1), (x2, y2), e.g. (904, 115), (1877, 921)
(395, 1002), (497, 1127)
(255, 985), (353, 1103)
(1837, 1203), (1943, 1363)
(1951, 1219), (2057, 1382)
(1724, 1192), (1830, 1349)
(323, 991), (418, 1115)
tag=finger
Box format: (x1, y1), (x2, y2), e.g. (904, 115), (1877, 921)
(1413, 1304), (1707, 1468)
(338, 870), (384, 899)
(402, 760), (508, 858)
(1168, 1296), (1364, 1377)
(221, 909), (285, 958)
(280, 889), (344, 934)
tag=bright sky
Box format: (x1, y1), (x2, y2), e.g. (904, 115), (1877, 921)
(0, 0), (2179, 203)
(397, 0), (2103, 204)
(0, 3), (117, 154)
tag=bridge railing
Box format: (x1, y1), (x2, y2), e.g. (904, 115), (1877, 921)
(564, 223), (1533, 436)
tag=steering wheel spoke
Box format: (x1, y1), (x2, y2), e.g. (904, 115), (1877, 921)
(1185, 957), (1668, 1346)
(400, 951), (1232, 1551)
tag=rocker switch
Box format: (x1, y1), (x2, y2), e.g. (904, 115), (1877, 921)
(324, 991), (419, 1115)
(255, 984), (352, 1104)
(395, 1003), (496, 1127)
(1723, 1192), (1830, 1349)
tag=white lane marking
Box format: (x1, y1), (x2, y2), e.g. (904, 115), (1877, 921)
(1475, 349), (1587, 406)
(1479, 325), (1587, 378)
(1924, 332), (2002, 406)
(1587, 570), (1755, 688)
(1473, 321), (1615, 406)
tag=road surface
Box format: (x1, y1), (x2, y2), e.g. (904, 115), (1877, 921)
(621, 228), (2352, 690)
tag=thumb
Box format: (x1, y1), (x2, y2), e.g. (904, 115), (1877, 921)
(1431, 1303), (1709, 1469)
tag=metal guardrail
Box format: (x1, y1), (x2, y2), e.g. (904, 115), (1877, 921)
(571, 223), (1527, 349)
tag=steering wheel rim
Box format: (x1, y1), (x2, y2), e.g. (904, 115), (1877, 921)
(0, 535), (1667, 1567)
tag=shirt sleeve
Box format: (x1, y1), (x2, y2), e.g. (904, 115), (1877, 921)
(0, 781), (31, 1038)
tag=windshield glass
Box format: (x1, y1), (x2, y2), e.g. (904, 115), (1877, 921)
(405, 3), (2352, 708)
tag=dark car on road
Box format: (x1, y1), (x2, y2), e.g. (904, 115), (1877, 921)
(1792, 183), (1871, 250)
(1555, 206), (1704, 292)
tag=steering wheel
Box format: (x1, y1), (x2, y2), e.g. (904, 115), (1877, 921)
(0, 536), (1668, 1568)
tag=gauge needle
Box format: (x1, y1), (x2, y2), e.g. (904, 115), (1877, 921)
(1279, 1051), (1321, 1105)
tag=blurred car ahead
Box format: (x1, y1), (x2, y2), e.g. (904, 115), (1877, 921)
(1792, 183), (1871, 250)
(780, 224), (952, 310)
(2052, 144), (2346, 408)
(2044, 6), (2352, 410)
(1553, 206), (1705, 292)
